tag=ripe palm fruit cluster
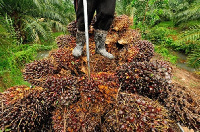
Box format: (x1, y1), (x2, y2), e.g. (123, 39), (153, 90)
(23, 59), (56, 82)
(102, 92), (179, 132)
(0, 86), (53, 131)
(55, 35), (76, 48)
(163, 84), (200, 130)
(67, 21), (77, 37)
(116, 61), (172, 99)
(49, 47), (81, 75)
(134, 40), (154, 62)
(112, 14), (133, 31)
(118, 29), (141, 45)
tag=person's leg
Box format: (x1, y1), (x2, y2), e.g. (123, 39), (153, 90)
(93, 0), (116, 59)
(95, 0), (116, 30)
(73, 0), (96, 57)
(75, 0), (96, 31)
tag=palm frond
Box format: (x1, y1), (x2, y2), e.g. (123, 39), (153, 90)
(175, 25), (200, 45)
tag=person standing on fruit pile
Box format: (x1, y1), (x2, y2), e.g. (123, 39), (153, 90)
(72, 0), (116, 59)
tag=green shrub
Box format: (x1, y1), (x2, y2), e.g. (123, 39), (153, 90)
(154, 45), (178, 64)
(187, 48), (200, 69)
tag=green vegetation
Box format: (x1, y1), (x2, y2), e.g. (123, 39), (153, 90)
(0, 0), (75, 91)
(116, 0), (200, 69)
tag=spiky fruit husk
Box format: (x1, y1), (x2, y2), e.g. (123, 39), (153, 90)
(116, 61), (173, 99)
(0, 86), (53, 131)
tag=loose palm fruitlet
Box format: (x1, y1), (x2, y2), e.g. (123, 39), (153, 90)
(56, 35), (76, 48)
(134, 40), (154, 62)
(116, 60), (172, 99)
(163, 84), (200, 130)
(0, 86), (53, 131)
(102, 92), (179, 132)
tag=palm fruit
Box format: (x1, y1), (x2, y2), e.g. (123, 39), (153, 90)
(102, 92), (179, 132)
(116, 45), (139, 63)
(67, 21), (77, 37)
(162, 84), (200, 130)
(23, 59), (58, 83)
(58, 87), (80, 106)
(42, 75), (78, 93)
(105, 30), (119, 44)
(112, 15), (133, 31)
(49, 47), (81, 75)
(118, 29), (141, 45)
(134, 40), (154, 62)
(55, 35), (76, 48)
(116, 61), (173, 99)
(52, 103), (101, 132)
(79, 72), (119, 104)
(89, 54), (117, 73)
(0, 86), (53, 131)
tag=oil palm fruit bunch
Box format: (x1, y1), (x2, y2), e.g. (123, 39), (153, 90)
(118, 29), (141, 45)
(79, 72), (119, 104)
(133, 40), (154, 62)
(49, 48), (81, 75)
(23, 59), (55, 80)
(55, 35), (76, 48)
(42, 75), (78, 93)
(0, 86), (53, 131)
(116, 61), (172, 99)
(105, 30), (119, 44)
(112, 15), (133, 31)
(163, 84), (200, 130)
(102, 92), (179, 132)
(23, 59), (59, 85)
(67, 21), (77, 37)
(52, 103), (101, 132)
(58, 87), (80, 106)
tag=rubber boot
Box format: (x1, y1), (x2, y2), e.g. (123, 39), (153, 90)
(72, 30), (85, 57)
(94, 29), (114, 59)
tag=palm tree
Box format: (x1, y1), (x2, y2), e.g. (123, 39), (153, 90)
(0, 0), (75, 43)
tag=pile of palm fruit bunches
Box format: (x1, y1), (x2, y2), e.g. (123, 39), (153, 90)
(0, 15), (199, 131)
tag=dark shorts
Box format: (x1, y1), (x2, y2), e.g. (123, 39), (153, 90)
(74, 0), (116, 31)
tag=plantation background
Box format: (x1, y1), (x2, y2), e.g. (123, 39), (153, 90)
(0, 0), (200, 91)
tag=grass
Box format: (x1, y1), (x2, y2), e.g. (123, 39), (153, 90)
(0, 32), (60, 92)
